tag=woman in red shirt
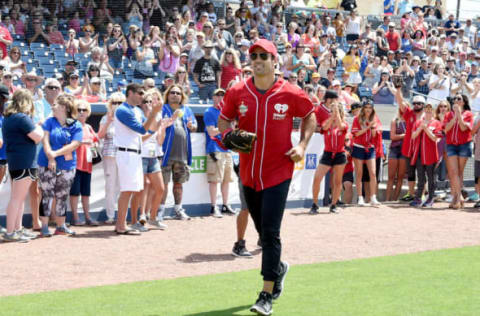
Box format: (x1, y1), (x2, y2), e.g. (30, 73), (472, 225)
(311, 100), (348, 214)
(351, 100), (381, 206)
(219, 49), (242, 90)
(444, 94), (474, 209)
(69, 99), (100, 226)
(410, 103), (443, 208)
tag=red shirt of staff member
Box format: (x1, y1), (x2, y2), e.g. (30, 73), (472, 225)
(310, 89), (349, 215)
(443, 93), (474, 209)
(218, 39), (317, 315)
(395, 88), (425, 201)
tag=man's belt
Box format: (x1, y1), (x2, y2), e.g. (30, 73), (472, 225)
(117, 147), (141, 154)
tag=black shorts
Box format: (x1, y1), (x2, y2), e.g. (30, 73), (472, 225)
(9, 168), (37, 181)
(70, 170), (92, 196)
(320, 151), (347, 167)
(0, 159), (6, 166)
(342, 171), (354, 183)
(362, 157), (381, 182)
(346, 34), (359, 42)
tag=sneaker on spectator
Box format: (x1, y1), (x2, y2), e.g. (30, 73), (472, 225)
(18, 228), (37, 240)
(40, 226), (52, 238)
(421, 198), (434, 208)
(175, 209), (191, 220)
(409, 198), (422, 207)
(445, 194), (454, 203)
(104, 218), (115, 225)
(358, 196), (367, 206)
(54, 225), (76, 236)
(221, 204), (236, 215)
(0, 225), (6, 234)
(148, 219), (168, 230)
(232, 240), (253, 258)
(272, 261), (289, 300)
(309, 203), (319, 214)
(211, 205), (223, 218)
(329, 204), (339, 214)
(139, 214), (147, 225)
(132, 222), (148, 232)
(250, 291), (273, 316)
(467, 192), (479, 202)
(3, 232), (29, 243)
(400, 193), (414, 202)
(370, 196), (381, 206)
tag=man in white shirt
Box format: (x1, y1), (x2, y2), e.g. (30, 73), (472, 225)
(113, 83), (161, 234)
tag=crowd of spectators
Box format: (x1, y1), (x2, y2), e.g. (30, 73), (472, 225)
(2, 0), (480, 242)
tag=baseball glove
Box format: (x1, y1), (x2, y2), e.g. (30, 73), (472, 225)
(222, 129), (257, 153)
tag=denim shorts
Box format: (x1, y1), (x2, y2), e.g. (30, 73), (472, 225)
(320, 151), (347, 166)
(142, 157), (161, 174)
(352, 146), (375, 160)
(446, 142), (472, 158)
(388, 146), (403, 159)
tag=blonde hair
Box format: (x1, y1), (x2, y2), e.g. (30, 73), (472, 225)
(144, 88), (163, 104)
(220, 49), (241, 69)
(107, 92), (125, 112)
(4, 89), (33, 117)
(74, 99), (91, 116)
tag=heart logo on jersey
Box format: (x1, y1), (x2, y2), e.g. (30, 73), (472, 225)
(274, 103), (288, 114)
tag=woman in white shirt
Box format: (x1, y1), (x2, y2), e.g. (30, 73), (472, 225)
(428, 63), (450, 106)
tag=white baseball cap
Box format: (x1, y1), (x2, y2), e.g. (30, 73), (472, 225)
(412, 95), (426, 103)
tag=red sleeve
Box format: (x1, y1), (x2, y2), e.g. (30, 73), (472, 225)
(443, 111), (453, 125)
(220, 86), (238, 121)
(464, 111), (474, 129)
(401, 106), (412, 121)
(351, 117), (361, 133)
(291, 88), (315, 118)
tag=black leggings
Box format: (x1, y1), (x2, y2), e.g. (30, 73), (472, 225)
(243, 179), (291, 282)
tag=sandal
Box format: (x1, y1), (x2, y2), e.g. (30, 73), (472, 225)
(115, 228), (141, 235)
(71, 219), (86, 226)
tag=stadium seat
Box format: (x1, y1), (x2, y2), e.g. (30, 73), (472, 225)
(50, 44), (65, 51)
(30, 43), (46, 50)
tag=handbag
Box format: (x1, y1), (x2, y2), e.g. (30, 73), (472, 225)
(91, 146), (102, 165)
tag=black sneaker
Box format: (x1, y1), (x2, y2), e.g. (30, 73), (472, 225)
(221, 204), (237, 215)
(329, 204), (339, 214)
(232, 240), (253, 258)
(337, 200), (346, 207)
(250, 291), (273, 316)
(272, 261), (289, 300)
(309, 203), (319, 215)
(474, 201), (480, 208)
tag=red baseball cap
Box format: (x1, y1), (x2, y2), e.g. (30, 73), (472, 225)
(249, 39), (277, 57)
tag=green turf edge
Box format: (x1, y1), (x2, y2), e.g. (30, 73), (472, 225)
(2, 246), (480, 316)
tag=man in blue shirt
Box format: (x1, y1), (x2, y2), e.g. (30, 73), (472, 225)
(444, 14), (460, 37)
(203, 88), (236, 218)
(113, 83), (162, 235)
(415, 58), (430, 95)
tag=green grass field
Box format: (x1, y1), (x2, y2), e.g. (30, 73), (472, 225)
(2, 246), (480, 316)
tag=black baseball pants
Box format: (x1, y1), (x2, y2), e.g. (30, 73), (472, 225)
(243, 179), (291, 282)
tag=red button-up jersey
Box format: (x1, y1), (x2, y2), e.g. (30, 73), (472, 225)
(401, 107), (420, 158)
(351, 116), (376, 149)
(344, 136), (354, 174)
(410, 119), (443, 166)
(323, 122), (349, 153)
(443, 110), (474, 145)
(373, 116), (384, 158)
(220, 77), (315, 191)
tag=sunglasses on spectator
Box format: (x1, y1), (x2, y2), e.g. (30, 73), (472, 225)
(243, 71), (252, 75)
(47, 86), (60, 90)
(147, 85), (155, 88)
(78, 108), (88, 113)
(250, 53), (269, 61)
(70, 76), (79, 80)
(3, 75), (11, 79)
(438, 105), (448, 108)
(214, 93), (225, 96)
(178, 71), (186, 73)
(111, 101), (123, 105)
(169, 91), (181, 95)
(455, 97), (463, 101)
(26, 78), (37, 82)
(412, 102), (424, 105)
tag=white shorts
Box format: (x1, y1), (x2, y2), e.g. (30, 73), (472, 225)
(116, 151), (144, 192)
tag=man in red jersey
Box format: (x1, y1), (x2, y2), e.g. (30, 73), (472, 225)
(218, 39), (317, 316)
(395, 88), (425, 202)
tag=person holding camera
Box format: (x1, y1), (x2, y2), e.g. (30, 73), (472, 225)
(107, 24), (127, 72)
(372, 71), (397, 105)
(427, 64), (450, 106)
(395, 58), (415, 99)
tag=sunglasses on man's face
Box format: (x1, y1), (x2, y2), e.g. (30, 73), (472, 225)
(250, 53), (269, 61)
(412, 102), (424, 106)
(47, 86), (60, 90)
